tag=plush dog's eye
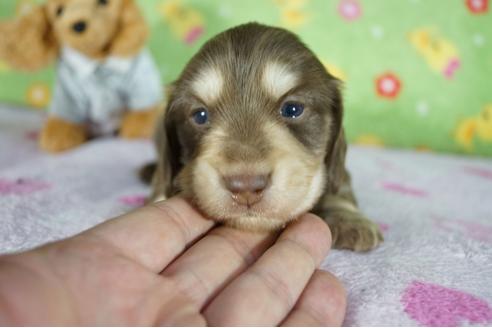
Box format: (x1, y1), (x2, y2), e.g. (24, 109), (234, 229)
(192, 108), (209, 125)
(281, 102), (304, 119)
(56, 5), (64, 17)
(98, 0), (109, 6)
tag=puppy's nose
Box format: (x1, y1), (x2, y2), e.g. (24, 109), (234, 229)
(224, 174), (269, 206)
(72, 21), (87, 33)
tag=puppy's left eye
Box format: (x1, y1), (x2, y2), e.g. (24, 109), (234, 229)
(281, 102), (304, 119)
(56, 5), (64, 17)
(98, 0), (109, 6)
(191, 108), (209, 125)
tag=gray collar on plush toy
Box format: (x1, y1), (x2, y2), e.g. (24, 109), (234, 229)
(61, 46), (134, 79)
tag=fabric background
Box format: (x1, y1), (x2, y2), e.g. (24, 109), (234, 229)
(0, 0), (491, 157)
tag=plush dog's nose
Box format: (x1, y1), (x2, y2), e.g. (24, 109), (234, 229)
(72, 21), (87, 33)
(224, 174), (269, 206)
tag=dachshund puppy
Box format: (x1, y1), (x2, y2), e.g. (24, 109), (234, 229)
(146, 23), (383, 251)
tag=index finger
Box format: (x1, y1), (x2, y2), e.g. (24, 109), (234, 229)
(204, 213), (332, 326)
(82, 197), (215, 272)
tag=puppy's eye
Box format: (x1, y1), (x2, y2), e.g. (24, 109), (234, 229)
(191, 108), (209, 125)
(98, 0), (109, 6)
(56, 5), (64, 17)
(281, 102), (304, 119)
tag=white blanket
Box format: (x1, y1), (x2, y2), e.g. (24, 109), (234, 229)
(1, 105), (491, 326)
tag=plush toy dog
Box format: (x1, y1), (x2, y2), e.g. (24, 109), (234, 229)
(0, 0), (163, 153)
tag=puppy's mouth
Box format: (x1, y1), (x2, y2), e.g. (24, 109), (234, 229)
(190, 152), (326, 231)
(228, 193), (269, 216)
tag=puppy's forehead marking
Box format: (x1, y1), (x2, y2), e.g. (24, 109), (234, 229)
(262, 61), (298, 99)
(191, 66), (223, 103)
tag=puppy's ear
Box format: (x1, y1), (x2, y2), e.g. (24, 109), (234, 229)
(0, 5), (57, 71)
(150, 90), (183, 199)
(108, 0), (149, 57)
(324, 81), (349, 194)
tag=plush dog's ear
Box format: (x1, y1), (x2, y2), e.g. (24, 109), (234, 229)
(324, 81), (349, 194)
(150, 89), (183, 199)
(108, 0), (149, 57)
(0, 5), (57, 71)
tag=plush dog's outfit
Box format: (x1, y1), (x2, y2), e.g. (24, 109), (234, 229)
(53, 47), (163, 135)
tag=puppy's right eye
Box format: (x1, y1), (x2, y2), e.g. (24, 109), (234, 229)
(281, 102), (304, 119)
(191, 108), (209, 125)
(56, 5), (64, 17)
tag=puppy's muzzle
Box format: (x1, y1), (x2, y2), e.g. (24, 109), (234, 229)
(223, 174), (270, 207)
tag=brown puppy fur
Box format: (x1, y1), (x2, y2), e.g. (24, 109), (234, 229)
(0, 0), (157, 153)
(147, 23), (383, 251)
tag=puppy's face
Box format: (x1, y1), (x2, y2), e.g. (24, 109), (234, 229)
(46, 0), (124, 57)
(160, 23), (342, 231)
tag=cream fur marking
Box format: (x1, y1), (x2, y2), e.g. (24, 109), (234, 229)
(262, 61), (298, 98)
(262, 122), (326, 219)
(335, 199), (358, 212)
(191, 66), (223, 103)
(295, 166), (325, 213)
(153, 194), (167, 202)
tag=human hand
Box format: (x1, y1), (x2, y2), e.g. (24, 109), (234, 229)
(0, 197), (346, 326)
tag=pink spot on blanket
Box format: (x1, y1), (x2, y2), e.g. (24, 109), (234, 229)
(402, 281), (492, 326)
(378, 222), (390, 233)
(376, 159), (395, 170)
(119, 195), (146, 207)
(381, 182), (428, 197)
(432, 215), (492, 243)
(25, 130), (40, 141)
(459, 220), (492, 242)
(0, 178), (51, 195)
(463, 165), (492, 181)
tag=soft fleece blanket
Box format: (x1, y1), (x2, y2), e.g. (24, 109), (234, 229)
(0, 105), (491, 326)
